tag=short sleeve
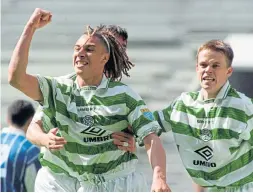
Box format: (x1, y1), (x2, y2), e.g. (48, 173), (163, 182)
(153, 98), (180, 134)
(32, 106), (43, 123)
(35, 75), (58, 132)
(239, 102), (253, 146)
(36, 75), (55, 108)
(153, 109), (172, 134)
(125, 87), (161, 145)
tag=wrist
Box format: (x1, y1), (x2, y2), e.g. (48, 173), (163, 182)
(39, 133), (49, 147)
(153, 167), (166, 181)
(24, 23), (37, 33)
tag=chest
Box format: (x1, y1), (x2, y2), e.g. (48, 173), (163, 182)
(170, 102), (247, 145)
(54, 89), (128, 135)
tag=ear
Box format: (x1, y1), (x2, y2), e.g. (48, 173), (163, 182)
(227, 67), (233, 77)
(196, 63), (199, 72)
(101, 53), (109, 64)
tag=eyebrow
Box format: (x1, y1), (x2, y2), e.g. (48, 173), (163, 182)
(74, 44), (96, 48)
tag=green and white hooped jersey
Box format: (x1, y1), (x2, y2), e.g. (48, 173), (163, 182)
(154, 81), (253, 188)
(36, 75), (160, 181)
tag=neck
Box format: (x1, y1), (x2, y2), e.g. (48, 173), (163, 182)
(202, 90), (218, 100)
(77, 74), (103, 87)
(9, 124), (26, 132)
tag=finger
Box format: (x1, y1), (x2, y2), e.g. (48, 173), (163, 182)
(41, 13), (51, 21)
(51, 138), (67, 144)
(117, 145), (129, 152)
(127, 146), (136, 153)
(111, 134), (131, 142)
(113, 139), (132, 147)
(112, 132), (132, 139)
(113, 139), (123, 146)
(49, 128), (58, 135)
(49, 134), (66, 141)
(49, 144), (65, 150)
(116, 145), (136, 153)
(49, 140), (66, 146)
(53, 136), (67, 142)
(48, 14), (52, 22)
(39, 9), (51, 16)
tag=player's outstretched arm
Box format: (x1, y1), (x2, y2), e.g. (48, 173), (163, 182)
(8, 8), (52, 101)
(144, 133), (171, 192)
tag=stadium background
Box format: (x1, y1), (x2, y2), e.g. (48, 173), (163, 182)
(1, 0), (253, 191)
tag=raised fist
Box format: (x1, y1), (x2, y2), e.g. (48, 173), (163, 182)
(27, 8), (52, 29)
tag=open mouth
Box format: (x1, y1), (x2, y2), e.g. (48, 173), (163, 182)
(75, 61), (88, 67)
(203, 77), (215, 82)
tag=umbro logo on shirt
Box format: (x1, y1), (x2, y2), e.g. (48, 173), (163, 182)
(81, 127), (106, 136)
(193, 146), (217, 168)
(81, 127), (112, 143)
(195, 146), (213, 161)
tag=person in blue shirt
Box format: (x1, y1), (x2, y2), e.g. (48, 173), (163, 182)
(1, 99), (41, 192)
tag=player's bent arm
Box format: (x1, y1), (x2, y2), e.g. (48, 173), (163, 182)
(27, 120), (67, 150)
(27, 120), (49, 147)
(143, 133), (171, 192)
(8, 21), (42, 101)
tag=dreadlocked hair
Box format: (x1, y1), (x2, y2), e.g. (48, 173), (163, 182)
(85, 25), (134, 81)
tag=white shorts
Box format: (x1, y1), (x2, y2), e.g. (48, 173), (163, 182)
(35, 167), (80, 192)
(78, 170), (148, 192)
(205, 182), (253, 192)
(35, 167), (148, 192)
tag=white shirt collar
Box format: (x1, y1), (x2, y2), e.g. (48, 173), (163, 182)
(74, 75), (110, 91)
(197, 81), (231, 102)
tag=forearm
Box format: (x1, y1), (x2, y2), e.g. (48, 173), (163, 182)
(8, 24), (35, 85)
(144, 134), (167, 181)
(26, 121), (48, 147)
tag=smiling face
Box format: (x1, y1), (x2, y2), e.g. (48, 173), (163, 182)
(196, 49), (233, 98)
(72, 34), (109, 80)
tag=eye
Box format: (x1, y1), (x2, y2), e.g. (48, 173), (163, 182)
(213, 64), (219, 68)
(74, 46), (80, 51)
(85, 46), (95, 52)
(200, 63), (207, 68)
(86, 47), (94, 52)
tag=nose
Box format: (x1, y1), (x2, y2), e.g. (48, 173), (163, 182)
(77, 47), (86, 57)
(205, 65), (213, 73)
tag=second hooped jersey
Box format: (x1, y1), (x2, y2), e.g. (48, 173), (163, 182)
(154, 81), (253, 188)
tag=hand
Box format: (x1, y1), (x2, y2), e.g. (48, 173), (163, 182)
(151, 178), (171, 192)
(44, 128), (67, 151)
(27, 8), (52, 29)
(111, 131), (136, 153)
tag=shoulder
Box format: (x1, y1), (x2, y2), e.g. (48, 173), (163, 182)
(108, 80), (128, 90)
(54, 76), (75, 86)
(237, 92), (253, 115)
(227, 87), (253, 115)
(108, 80), (139, 95)
(180, 91), (199, 101)
(108, 81), (144, 106)
(171, 91), (199, 106)
(57, 72), (76, 80)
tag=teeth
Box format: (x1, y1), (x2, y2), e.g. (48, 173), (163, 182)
(76, 61), (88, 65)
